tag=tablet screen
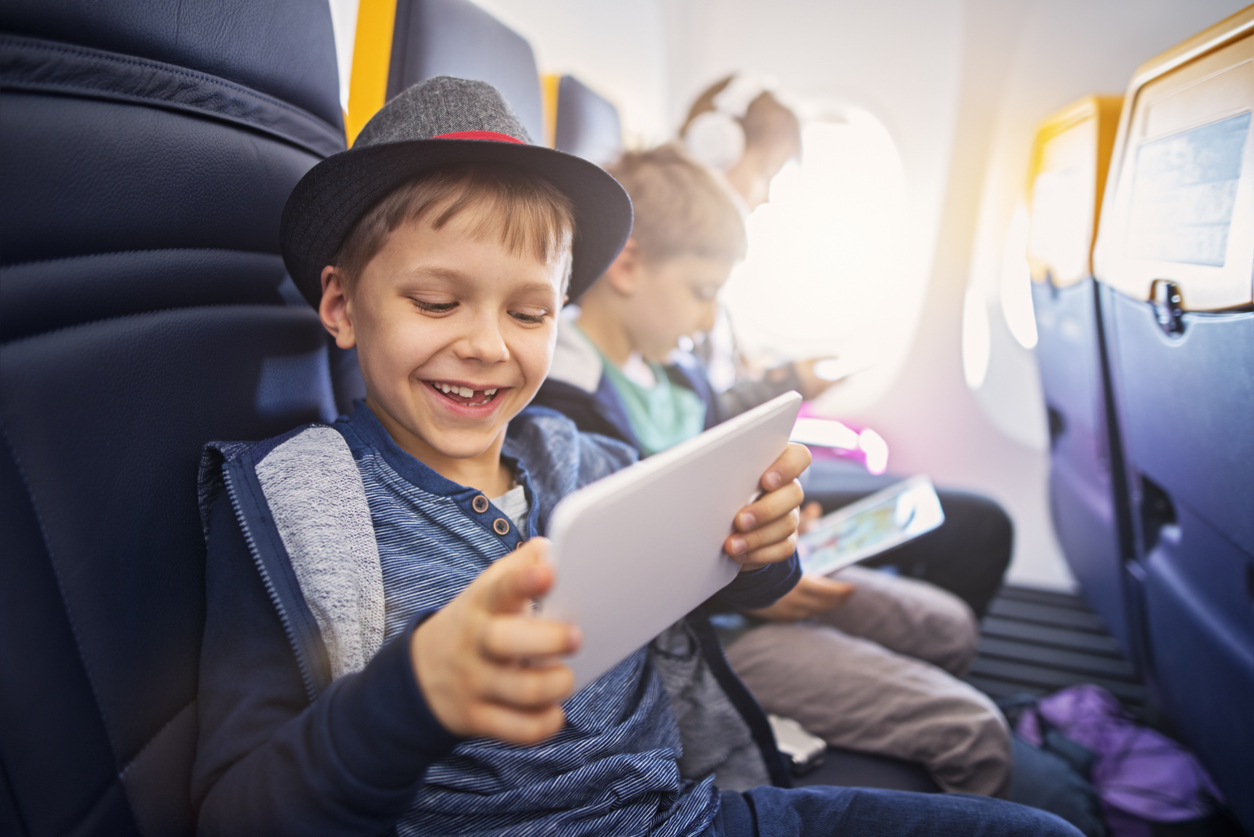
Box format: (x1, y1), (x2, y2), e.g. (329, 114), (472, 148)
(798, 475), (944, 576)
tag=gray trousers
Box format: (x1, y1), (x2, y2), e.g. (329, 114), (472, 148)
(724, 566), (1012, 796)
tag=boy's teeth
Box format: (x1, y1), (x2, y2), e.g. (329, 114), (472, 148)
(432, 381), (499, 401)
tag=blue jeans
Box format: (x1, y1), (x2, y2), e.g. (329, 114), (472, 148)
(708, 786), (1082, 837)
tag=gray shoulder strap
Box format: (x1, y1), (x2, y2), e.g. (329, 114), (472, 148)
(651, 621), (771, 791)
(253, 426), (385, 680)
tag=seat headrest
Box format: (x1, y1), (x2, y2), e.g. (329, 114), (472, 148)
(388, 0), (544, 146)
(0, 0), (343, 133)
(554, 75), (623, 167)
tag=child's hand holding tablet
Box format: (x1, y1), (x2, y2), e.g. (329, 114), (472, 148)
(537, 392), (807, 690)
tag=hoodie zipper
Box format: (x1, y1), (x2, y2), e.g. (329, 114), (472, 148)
(223, 462), (320, 702)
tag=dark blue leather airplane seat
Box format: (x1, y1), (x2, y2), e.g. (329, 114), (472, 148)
(1092, 11), (1254, 830)
(1100, 287), (1254, 831)
(1032, 278), (1139, 654)
(389, 0), (544, 143)
(554, 75), (624, 166)
(0, 2), (345, 834)
(1024, 96), (1140, 661)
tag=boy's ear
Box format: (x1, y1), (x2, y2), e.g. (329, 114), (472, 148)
(319, 266), (356, 349)
(603, 238), (641, 296)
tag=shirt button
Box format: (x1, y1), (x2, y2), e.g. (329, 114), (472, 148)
(514, 540), (525, 551)
(472, 495), (489, 513)
(492, 518), (510, 536)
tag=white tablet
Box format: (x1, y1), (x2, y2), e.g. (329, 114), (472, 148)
(797, 475), (944, 577)
(538, 391), (803, 690)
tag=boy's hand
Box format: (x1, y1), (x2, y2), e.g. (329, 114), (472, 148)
(744, 574), (856, 622)
(725, 442), (812, 572)
(410, 539), (581, 745)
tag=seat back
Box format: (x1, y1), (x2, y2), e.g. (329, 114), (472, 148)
(1092, 8), (1254, 830)
(388, 0), (544, 143)
(553, 74), (624, 165)
(0, 2), (344, 834)
(1024, 96), (1141, 656)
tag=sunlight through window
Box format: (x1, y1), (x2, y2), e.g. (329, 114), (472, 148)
(718, 110), (907, 372)
(962, 285), (991, 390)
(1000, 204), (1038, 349)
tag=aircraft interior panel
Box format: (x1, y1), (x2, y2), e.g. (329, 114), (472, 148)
(1093, 7), (1254, 829)
(386, 0), (544, 143)
(552, 74), (625, 167)
(1031, 279), (1137, 652)
(1026, 96), (1137, 657)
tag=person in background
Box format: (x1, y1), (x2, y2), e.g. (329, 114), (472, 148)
(681, 75), (837, 417)
(534, 144), (1014, 796)
(680, 74), (1013, 620)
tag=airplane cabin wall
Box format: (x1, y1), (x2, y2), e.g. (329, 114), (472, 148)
(844, 0), (1247, 589)
(665, 0), (967, 420)
(663, 0), (1247, 589)
(460, 0), (674, 147)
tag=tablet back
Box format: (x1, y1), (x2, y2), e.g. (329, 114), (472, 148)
(540, 392), (802, 689)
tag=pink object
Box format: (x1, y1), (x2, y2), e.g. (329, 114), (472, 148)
(794, 404), (890, 475)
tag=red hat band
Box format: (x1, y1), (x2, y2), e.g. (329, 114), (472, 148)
(432, 131), (524, 143)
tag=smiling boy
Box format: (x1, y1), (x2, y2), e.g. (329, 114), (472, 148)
(192, 77), (808, 836)
(317, 165), (574, 497)
(192, 78), (1078, 837)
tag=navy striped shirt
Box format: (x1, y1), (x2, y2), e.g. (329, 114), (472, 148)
(335, 404), (720, 837)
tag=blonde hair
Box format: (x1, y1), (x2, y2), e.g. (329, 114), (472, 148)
(606, 144), (746, 264)
(333, 163), (575, 290)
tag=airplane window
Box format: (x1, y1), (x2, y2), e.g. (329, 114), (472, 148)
(962, 199), (1049, 449)
(1027, 165), (1090, 284)
(999, 204), (1038, 350)
(962, 283), (991, 390)
(716, 109), (907, 385)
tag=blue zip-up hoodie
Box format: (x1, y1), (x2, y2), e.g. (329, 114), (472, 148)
(192, 405), (797, 836)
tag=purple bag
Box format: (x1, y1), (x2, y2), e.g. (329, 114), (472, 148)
(1016, 685), (1223, 837)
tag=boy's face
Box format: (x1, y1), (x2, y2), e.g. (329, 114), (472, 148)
(625, 254), (734, 362)
(324, 205), (567, 469)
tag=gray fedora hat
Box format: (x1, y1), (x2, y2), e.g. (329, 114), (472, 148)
(280, 76), (632, 308)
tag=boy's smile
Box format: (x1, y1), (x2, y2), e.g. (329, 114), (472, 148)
(320, 204), (567, 492)
(426, 380), (500, 408)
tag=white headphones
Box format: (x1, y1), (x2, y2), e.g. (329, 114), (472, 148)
(683, 75), (772, 172)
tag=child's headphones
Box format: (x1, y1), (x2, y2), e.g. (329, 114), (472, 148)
(683, 75), (770, 172)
